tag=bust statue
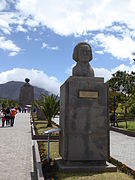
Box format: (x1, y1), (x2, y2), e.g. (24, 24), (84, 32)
(72, 42), (94, 77)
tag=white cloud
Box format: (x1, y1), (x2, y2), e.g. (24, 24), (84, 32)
(95, 64), (135, 82)
(26, 35), (32, 41)
(0, 0), (135, 60)
(34, 38), (39, 41)
(94, 67), (112, 82)
(42, 42), (59, 50)
(8, 51), (18, 56)
(0, 12), (26, 34)
(65, 64), (75, 75)
(0, 0), (135, 38)
(94, 33), (135, 60)
(0, 68), (61, 95)
(0, 36), (21, 55)
(47, 46), (59, 51)
(0, 13), (12, 34)
(25, 18), (39, 27)
(95, 50), (104, 54)
(15, 0), (135, 36)
(16, 25), (27, 32)
(42, 42), (47, 48)
(111, 64), (135, 73)
(0, 0), (7, 11)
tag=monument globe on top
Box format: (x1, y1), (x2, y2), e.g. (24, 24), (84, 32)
(25, 78), (30, 83)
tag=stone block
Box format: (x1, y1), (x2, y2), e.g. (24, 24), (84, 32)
(59, 76), (109, 162)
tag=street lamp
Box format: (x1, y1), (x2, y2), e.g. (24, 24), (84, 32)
(44, 128), (61, 162)
(111, 85), (124, 127)
(117, 84), (129, 128)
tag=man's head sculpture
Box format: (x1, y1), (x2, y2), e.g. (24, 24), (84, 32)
(72, 42), (94, 77)
(73, 42), (92, 63)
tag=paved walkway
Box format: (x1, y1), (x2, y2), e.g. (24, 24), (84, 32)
(110, 130), (135, 170)
(0, 113), (34, 180)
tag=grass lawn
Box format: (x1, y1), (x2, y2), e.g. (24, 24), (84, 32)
(55, 172), (133, 179)
(118, 121), (135, 132)
(34, 121), (58, 135)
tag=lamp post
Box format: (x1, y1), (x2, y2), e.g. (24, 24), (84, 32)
(112, 85), (124, 127)
(44, 128), (61, 162)
(118, 84), (129, 128)
(113, 95), (116, 127)
(109, 87), (116, 126)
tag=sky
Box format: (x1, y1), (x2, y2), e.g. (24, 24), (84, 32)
(0, 0), (135, 95)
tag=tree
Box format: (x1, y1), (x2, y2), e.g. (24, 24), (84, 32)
(108, 70), (135, 96)
(34, 94), (60, 127)
(0, 99), (7, 109)
(108, 70), (135, 113)
(7, 99), (17, 108)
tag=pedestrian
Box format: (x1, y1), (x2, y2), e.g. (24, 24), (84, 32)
(24, 107), (27, 113)
(18, 106), (21, 113)
(1, 114), (6, 127)
(10, 107), (17, 127)
(5, 107), (11, 126)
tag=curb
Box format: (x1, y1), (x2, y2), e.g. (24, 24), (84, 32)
(110, 126), (135, 137)
(109, 156), (135, 179)
(32, 140), (44, 180)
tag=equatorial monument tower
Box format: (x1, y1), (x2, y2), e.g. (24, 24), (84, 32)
(19, 78), (34, 108)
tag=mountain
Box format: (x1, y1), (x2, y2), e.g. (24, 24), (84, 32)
(0, 81), (49, 101)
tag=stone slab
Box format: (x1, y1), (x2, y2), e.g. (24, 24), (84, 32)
(55, 158), (117, 173)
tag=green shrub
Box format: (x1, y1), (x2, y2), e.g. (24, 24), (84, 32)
(129, 103), (135, 114)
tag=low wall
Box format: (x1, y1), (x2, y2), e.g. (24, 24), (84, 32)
(32, 140), (44, 180)
(110, 126), (135, 137)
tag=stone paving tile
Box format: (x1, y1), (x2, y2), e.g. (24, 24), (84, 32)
(0, 113), (34, 180)
(110, 130), (135, 170)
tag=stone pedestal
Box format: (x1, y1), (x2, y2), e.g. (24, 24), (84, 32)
(59, 76), (109, 163)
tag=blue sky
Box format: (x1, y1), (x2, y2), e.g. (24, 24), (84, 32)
(0, 0), (135, 94)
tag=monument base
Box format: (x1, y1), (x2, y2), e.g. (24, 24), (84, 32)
(55, 158), (117, 173)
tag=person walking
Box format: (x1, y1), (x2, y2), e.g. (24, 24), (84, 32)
(10, 107), (17, 127)
(5, 107), (10, 126)
(1, 114), (6, 127)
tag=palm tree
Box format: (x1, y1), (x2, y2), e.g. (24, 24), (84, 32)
(35, 94), (60, 127)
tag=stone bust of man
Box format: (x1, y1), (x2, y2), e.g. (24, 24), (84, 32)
(72, 42), (94, 77)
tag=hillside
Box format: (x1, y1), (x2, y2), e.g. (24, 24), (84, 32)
(0, 81), (49, 101)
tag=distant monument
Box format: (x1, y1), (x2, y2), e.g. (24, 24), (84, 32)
(19, 78), (34, 108)
(57, 42), (116, 172)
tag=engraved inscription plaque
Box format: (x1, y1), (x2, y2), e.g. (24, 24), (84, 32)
(79, 91), (98, 98)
